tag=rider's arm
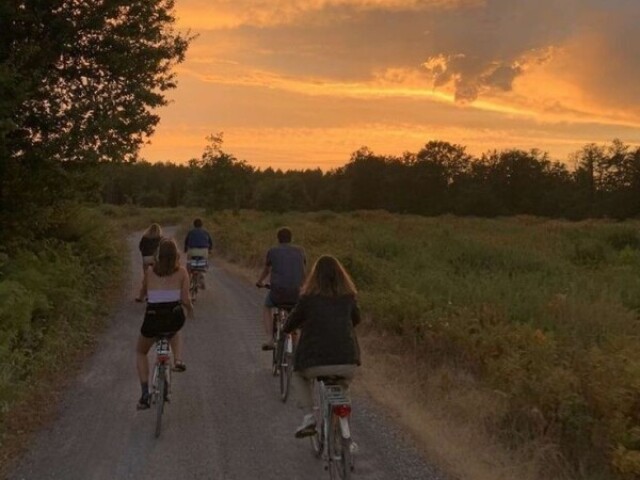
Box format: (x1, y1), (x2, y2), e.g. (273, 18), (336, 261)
(351, 300), (361, 327)
(141, 266), (149, 297)
(207, 232), (213, 252)
(256, 263), (270, 286)
(256, 252), (271, 286)
(180, 268), (194, 318)
(183, 231), (190, 253)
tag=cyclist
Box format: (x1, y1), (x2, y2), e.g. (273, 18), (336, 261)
(136, 238), (194, 410)
(135, 223), (163, 302)
(256, 226), (306, 350)
(282, 255), (361, 438)
(184, 218), (213, 289)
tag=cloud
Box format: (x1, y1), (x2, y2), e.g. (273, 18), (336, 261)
(176, 0), (480, 29)
(149, 0), (640, 169)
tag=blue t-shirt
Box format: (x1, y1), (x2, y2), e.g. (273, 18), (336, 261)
(184, 228), (213, 252)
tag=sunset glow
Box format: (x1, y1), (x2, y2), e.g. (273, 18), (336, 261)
(140, 0), (640, 170)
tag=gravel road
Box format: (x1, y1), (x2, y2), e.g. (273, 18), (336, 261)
(8, 231), (446, 480)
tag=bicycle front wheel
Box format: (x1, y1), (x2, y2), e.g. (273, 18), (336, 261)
(155, 365), (166, 438)
(272, 332), (283, 377)
(329, 416), (352, 480)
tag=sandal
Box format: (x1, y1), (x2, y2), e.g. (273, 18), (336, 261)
(172, 361), (186, 372)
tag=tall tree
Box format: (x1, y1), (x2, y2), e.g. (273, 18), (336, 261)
(1, 0), (192, 240)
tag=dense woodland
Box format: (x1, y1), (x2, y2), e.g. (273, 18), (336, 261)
(93, 135), (640, 221)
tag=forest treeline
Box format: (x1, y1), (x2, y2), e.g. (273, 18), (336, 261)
(91, 134), (640, 220)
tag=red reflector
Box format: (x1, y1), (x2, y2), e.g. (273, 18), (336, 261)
(158, 354), (170, 362)
(333, 404), (351, 418)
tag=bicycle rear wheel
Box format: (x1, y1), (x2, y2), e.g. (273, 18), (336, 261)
(271, 324), (281, 377)
(311, 420), (323, 458)
(155, 365), (166, 438)
(189, 273), (198, 302)
(329, 416), (352, 480)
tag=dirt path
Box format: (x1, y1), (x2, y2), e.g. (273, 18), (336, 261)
(7, 231), (445, 480)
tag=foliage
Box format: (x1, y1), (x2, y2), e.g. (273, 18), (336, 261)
(0, 0), (192, 243)
(207, 210), (640, 479)
(0, 206), (123, 418)
(88, 138), (640, 222)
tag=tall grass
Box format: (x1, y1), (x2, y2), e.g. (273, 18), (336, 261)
(0, 206), (124, 439)
(208, 210), (640, 479)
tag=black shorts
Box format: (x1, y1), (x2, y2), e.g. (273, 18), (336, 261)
(140, 301), (185, 338)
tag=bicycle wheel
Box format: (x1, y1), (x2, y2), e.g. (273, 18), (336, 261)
(271, 319), (280, 376)
(329, 416), (352, 480)
(279, 339), (293, 402)
(155, 365), (166, 438)
(189, 273), (198, 302)
(311, 418), (323, 458)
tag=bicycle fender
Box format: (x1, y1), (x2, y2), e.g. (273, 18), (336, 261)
(339, 417), (351, 439)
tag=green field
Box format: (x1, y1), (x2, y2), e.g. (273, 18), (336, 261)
(2, 206), (640, 478)
(208, 209), (640, 479)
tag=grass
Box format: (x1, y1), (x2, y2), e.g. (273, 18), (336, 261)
(206, 209), (640, 480)
(3, 205), (640, 479)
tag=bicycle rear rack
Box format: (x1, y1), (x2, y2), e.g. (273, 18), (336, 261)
(322, 383), (351, 407)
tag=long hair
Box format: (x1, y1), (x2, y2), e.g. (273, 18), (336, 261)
(153, 238), (180, 277)
(143, 223), (162, 239)
(301, 255), (357, 297)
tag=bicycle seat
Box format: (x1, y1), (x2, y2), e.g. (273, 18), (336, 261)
(316, 375), (346, 383)
(155, 331), (177, 339)
(275, 303), (296, 311)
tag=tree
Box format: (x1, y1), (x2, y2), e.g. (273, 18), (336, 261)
(188, 133), (255, 210)
(1, 0), (192, 240)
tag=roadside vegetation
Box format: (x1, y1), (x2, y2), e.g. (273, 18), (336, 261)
(206, 209), (640, 480)
(0, 206), (194, 474)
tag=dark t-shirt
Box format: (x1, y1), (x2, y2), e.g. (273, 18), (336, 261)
(266, 244), (306, 302)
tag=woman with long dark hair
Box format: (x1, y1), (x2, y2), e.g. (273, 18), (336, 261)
(135, 238), (193, 409)
(283, 254), (361, 437)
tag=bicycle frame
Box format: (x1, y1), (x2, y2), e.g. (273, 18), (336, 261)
(151, 336), (172, 438)
(272, 307), (295, 401)
(188, 257), (207, 301)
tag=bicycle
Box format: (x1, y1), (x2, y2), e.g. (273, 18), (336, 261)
(257, 283), (296, 402)
(150, 333), (173, 438)
(311, 376), (355, 479)
(187, 256), (208, 302)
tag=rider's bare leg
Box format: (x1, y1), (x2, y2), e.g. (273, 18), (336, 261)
(262, 306), (274, 348)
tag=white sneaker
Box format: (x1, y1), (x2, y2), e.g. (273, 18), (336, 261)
(295, 414), (317, 438)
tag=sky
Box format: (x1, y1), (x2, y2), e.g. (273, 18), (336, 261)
(139, 0), (640, 170)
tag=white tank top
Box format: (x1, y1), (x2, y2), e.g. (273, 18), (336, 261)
(147, 289), (181, 303)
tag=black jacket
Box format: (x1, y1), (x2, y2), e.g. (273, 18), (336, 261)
(284, 294), (361, 371)
(139, 236), (161, 257)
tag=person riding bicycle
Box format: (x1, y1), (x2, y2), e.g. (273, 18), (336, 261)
(184, 218), (213, 288)
(136, 238), (194, 410)
(256, 227), (306, 351)
(282, 255), (361, 438)
(135, 223), (163, 302)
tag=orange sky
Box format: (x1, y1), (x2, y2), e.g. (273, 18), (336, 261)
(140, 0), (640, 170)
